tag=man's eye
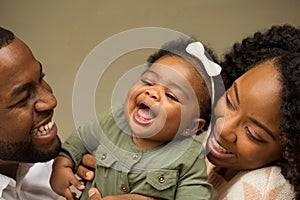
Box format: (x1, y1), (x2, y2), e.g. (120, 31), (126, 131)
(141, 79), (153, 86)
(166, 93), (179, 102)
(17, 94), (30, 106)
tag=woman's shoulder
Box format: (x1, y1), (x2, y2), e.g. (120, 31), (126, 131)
(225, 166), (295, 200)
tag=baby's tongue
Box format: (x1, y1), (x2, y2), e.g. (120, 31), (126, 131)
(137, 107), (152, 120)
(135, 107), (153, 125)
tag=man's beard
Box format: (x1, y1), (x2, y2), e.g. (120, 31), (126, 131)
(0, 136), (61, 163)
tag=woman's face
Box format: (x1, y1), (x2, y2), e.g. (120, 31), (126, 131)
(206, 61), (283, 170)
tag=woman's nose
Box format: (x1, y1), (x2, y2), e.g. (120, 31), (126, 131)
(214, 94), (237, 143)
(217, 115), (238, 143)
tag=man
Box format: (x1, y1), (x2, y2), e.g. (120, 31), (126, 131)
(0, 27), (60, 199)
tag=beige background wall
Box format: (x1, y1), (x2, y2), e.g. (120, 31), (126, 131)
(0, 0), (299, 141)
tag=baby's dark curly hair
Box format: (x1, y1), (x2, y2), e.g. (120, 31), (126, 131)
(147, 37), (219, 133)
(220, 24), (300, 199)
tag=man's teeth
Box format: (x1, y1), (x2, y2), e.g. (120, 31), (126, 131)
(34, 121), (54, 136)
(212, 137), (231, 154)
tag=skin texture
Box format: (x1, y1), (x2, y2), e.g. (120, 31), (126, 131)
(124, 55), (205, 148)
(206, 60), (283, 177)
(0, 37), (60, 165)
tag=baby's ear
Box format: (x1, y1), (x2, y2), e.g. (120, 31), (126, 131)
(191, 118), (206, 134)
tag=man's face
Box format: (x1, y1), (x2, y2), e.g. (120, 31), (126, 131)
(0, 37), (60, 163)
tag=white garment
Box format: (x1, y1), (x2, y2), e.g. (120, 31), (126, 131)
(0, 160), (58, 200)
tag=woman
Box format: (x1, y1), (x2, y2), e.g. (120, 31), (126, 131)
(75, 24), (300, 200)
(206, 24), (300, 200)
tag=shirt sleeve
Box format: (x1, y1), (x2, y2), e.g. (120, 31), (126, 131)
(175, 157), (212, 200)
(60, 130), (88, 169)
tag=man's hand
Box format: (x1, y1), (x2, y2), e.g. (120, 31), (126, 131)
(88, 188), (161, 200)
(50, 156), (85, 200)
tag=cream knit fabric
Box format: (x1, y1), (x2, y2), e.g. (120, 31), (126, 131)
(207, 162), (295, 200)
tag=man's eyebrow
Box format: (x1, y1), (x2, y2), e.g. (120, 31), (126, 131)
(233, 82), (240, 105)
(39, 62), (43, 76)
(10, 82), (33, 100)
(9, 63), (42, 101)
(249, 116), (276, 140)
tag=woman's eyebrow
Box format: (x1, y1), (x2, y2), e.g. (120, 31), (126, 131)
(249, 116), (276, 141)
(233, 82), (240, 105)
(234, 81), (276, 140)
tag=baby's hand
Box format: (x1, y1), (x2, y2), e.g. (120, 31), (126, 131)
(76, 154), (96, 182)
(50, 156), (85, 200)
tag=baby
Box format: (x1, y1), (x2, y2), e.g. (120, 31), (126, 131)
(50, 37), (221, 200)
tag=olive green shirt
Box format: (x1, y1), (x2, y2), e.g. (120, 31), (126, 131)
(61, 106), (211, 200)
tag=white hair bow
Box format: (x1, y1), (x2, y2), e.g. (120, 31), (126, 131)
(186, 42), (221, 76)
(185, 41), (222, 104)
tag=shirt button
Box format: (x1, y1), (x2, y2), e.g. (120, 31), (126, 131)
(121, 184), (128, 192)
(158, 176), (165, 183)
(132, 153), (139, 160)
(100, 153), (107, 160)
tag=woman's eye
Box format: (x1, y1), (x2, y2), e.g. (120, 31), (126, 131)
(141, 79), (153, 86)
(245, 127), (265, 143)
(166, 93), (179, 102)
(225, 93), (235, 110)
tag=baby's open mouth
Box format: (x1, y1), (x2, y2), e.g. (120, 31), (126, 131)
(134, 103), (156, 125)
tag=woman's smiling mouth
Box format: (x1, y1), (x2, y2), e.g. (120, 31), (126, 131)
(207, 133), (235, 159)
(212, 137), (232, 154)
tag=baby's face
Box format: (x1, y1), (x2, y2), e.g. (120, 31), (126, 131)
(124, 55), (205, 148)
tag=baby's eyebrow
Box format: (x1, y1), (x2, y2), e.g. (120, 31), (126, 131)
(143, 69), (190, 100)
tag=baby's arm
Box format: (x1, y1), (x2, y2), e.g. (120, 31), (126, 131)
(50, 156), (85, 200)
(175, 157), (211, 200)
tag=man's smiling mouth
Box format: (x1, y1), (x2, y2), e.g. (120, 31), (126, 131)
(33, 120), (54, 136)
